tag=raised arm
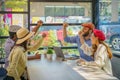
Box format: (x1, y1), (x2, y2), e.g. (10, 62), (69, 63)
(63, 22), (68, 39)
(84, 46), (106, 68)
(32, 20), (43, 35)
(79, 31), (92, 55)
(63, 22), (77, 43)
(27, 33), (46, 51)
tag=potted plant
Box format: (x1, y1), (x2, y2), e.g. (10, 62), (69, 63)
(46, 49), (53, 60)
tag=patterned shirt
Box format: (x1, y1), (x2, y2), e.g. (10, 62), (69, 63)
(64, 35), (93, 61)
(4, 38), (15, 68)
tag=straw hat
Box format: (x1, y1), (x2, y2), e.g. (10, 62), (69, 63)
(16, 27), (35, 44)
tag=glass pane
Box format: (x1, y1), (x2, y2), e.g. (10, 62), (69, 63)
(0, 14), (28, 36)
(0, 0), (27, 11)
(45, 6), (54, 17)
(55, 6), (64, 17)
(99, 0), (111, 24)
(0, 38), (6, 57)
(30, 25), (81, 55)
(75, 6), (85, 16)
(65, 6), (75, 17)
(99, 0), (120, 51)
(30, 2), (92, 24)
(30, 25), (82, 47)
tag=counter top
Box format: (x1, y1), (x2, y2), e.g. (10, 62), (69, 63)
(27, 55), (118, 80)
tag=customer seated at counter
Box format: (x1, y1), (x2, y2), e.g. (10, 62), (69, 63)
(3, 27), (46, 80)
(78, 29), (113, 75)
(63, 22), (95, 61)
(4, 20), (43, 69)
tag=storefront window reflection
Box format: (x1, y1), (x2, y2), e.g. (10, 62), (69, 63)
(99, 0), (120, 51)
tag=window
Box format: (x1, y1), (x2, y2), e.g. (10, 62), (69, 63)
(65, 6), (75, 16)
(31, 25), (82, 55)
(0, 0), (28, 48)
(29, 2), (92, 55)
(30, 2), (92, 24)
(55, 6), (64, 17)
(0, 13), (28, 36)
(45, 6), (54, 17)
(99, 0), (120, 51)
(0, 0), (28, 12)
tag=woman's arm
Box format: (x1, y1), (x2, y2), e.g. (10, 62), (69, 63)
(27, 37), (44, 51)
(84, 46), (106, 68)
(27, 33), (46, 51)
(28, 52), (40, 60)
(32, 20), (43, 35)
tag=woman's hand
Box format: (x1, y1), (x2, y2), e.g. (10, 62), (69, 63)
(35, 52), (41, 59)
(76, 59), (86, 65)
(63, 22), (68, 28)
(80, 60), (86, 65)
(42, 33), (46, 38)
(37, 20), (43, 27)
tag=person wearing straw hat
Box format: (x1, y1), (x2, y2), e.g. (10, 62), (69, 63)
(63, 22), (95, 61)
(78, 29), (113, 75)
(4, 27), (46, 80)
(4, 20), (43, 69)
(4, 25), (21, 69)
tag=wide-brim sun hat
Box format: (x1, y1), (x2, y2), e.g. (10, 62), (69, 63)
(81, 22), (95, 30)
(16, 27), (35, 44)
